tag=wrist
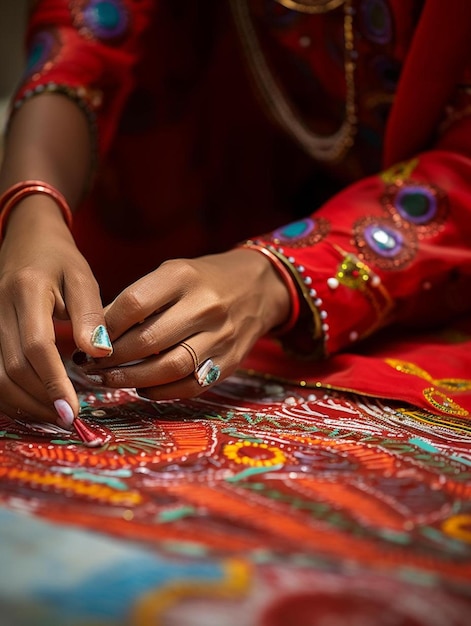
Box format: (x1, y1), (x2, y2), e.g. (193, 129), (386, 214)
(0, 180), (73, 243)
(3, 195), (73, 240)
(234, 244), (298, 334)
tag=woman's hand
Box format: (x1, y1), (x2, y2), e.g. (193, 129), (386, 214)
(79, 248), (291, 400)
(0, 196), (111, 427)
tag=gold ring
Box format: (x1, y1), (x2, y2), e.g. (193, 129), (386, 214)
(180, 341), (199, 371)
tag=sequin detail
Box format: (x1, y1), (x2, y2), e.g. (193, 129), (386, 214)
(382, 182), (448, 237)
(360, 0), (393, 45)
(71, 0), (129, 41)
(353, 217), (417, 270)
(270, 218), (330, 248)
(23, 29), (61, 81)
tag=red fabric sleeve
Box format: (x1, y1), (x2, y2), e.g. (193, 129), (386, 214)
(11, 0), (156, 160)
(253, 143), (471, 358)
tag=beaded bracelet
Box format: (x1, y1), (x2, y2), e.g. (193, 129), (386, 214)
(238, 242), (301, 335)
(0, 180), (73, 242)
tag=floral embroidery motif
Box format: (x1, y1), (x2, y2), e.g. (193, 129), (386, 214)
(335, 251), (380, 290)
(269, 217), (330, 248)
(333, 246), (393, 322)
(223, 441), (287, 467)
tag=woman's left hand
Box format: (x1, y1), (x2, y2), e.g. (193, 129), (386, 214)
(78, 249), (290, 399)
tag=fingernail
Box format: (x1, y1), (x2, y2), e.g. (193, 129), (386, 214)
(91, 325), (113, 356)
(54, 399), (75, 430)
(85, 372), (105, 386)
(72, 349), (92, 366)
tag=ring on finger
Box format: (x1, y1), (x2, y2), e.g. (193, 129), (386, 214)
(195, 358), (221, 387)
(180, 341), (199, 371)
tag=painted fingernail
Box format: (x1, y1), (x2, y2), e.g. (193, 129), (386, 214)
(85, 372), (105, 386)
(54, 399), (75, 430)
(72, 349), (92, 366)
(91, 325), (113, 356)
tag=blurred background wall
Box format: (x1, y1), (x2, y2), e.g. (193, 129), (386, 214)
(0, 1), (28, 126)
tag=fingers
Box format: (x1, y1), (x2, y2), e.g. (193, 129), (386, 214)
(0, 227), (110, 425)
(80, 336), (227, 399)
(104, 259), (205, 343)
(65, 269), (113, 358)
(0, 338), (72, 426)
(78, 254), (267, 400)
(8, 289), (79, 426)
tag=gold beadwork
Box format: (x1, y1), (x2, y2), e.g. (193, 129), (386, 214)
(422, 388), (469, 417)
(380, 158), (419, 185)
(230, 0), (358, 162)
(275, 0), (346, 13)
(385, 359), (471, 393)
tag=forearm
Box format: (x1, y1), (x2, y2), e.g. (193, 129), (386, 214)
(0, 93), (91, 209)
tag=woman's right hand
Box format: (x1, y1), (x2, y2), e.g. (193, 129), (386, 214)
(0, 194), (111, 428)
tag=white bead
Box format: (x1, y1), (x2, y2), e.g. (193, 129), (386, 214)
(349, 330), (359, 341)
(327, 277), (339, 289)
(320, 310), (328, 319)
(304, 276), (312, 285)
(314, 298), (323, 307)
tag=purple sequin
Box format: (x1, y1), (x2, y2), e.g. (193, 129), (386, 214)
(364, 224), (403, 257)
(361, 0), (392, 45)
(394, 185), (438, 224)
(24, 30), (59, 78)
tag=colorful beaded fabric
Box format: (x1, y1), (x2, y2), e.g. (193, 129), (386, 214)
(0, 368), (470, 624)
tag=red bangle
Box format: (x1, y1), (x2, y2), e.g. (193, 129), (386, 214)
(0, 180), (73, 242)
(239, 243), (301, 334)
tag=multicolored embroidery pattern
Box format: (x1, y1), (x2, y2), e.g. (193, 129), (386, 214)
(0, 373), (470, 597)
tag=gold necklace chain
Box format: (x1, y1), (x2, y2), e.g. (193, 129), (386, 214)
(275, 0), (346, 13)
(230, 0), (358, 163)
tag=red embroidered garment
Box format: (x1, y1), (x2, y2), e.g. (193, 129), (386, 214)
(0, 373), (470, 623)
(10, 0), (471, 417)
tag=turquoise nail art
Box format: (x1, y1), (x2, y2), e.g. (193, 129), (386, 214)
(91, 325), (113, 354)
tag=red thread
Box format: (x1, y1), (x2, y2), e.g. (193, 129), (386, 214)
(73, 417), (109, 448)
